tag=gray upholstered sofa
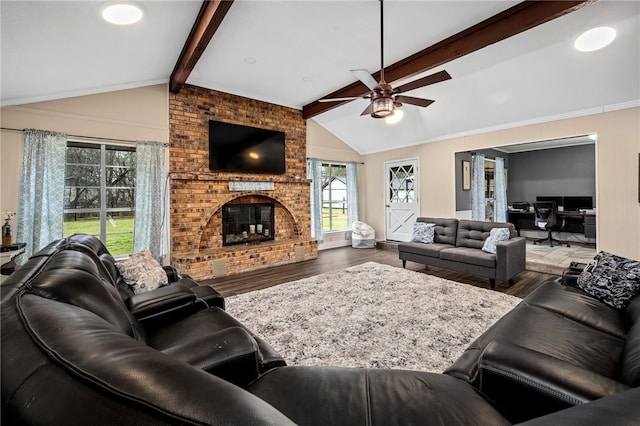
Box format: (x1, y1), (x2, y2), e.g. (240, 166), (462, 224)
(398, 217), (526, 289)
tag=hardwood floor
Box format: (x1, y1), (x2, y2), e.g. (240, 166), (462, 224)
(200, 246), (559, 299)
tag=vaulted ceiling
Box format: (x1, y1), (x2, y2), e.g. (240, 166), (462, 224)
(2, 1), (639, 154)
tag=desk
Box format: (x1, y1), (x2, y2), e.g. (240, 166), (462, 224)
(508, 211), (596, 238)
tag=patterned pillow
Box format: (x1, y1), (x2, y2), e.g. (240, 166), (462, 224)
(481, 227), (511, 254)
(577, 251), (640, 310)
(411, 222), (435, 244)
(116, 249), (168, 294)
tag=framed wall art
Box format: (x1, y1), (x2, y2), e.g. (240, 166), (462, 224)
(462, 160), (471, 191)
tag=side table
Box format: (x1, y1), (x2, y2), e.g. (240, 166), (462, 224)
(1, 243), (26, 283)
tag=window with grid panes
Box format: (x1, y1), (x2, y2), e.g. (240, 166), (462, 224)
(64, 141), (136, 256)
(321, 163), (348, 232)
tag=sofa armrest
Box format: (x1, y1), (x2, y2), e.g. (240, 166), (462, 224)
(126, 284), (197, 322)
(159, 326), (262, 388)
(515, 387), (640, 426)
(495, 237), (526, 281)
(478, 340), (629, 423)
(162, 265), (198, 287)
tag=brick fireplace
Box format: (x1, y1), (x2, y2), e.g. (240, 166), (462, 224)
(169, 85), (317, 280)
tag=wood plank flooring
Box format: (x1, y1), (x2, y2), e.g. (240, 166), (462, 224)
(200, 246), (559, 299)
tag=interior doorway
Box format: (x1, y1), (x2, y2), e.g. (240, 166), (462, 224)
(454, 134), (597, 246)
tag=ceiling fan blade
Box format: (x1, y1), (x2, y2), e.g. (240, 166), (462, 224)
(394, 70), (452, 94)
(395, 95), (435, 108)
(351, 69), (379, 91)
(318, 97), (364, 102)
(360, 103), (374, 116)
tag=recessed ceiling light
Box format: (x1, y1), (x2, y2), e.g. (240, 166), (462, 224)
(302, 76), (313, 83)
(574, 27), (616, 52)
(102, 4), (143, 25)
(244, 57), (257, 64)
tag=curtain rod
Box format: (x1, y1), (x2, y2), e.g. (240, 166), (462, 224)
(306, 157), (364, 165)
(1, 127), (168, 146)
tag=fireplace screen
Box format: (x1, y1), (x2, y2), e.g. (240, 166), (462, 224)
(222, 203), (275, 246)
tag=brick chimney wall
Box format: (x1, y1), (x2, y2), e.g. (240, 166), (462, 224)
(169, 84), (317, 280)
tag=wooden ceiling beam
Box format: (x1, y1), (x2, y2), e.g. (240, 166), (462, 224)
(170, 0), (234, 94)
(302, 0), (595, 119)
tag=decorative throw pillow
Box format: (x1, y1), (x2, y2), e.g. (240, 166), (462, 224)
(411, 222), (435, 244)
(481, 227), (511, 254)
(577, 251), (640, 310)
(116, 249), (168, 294)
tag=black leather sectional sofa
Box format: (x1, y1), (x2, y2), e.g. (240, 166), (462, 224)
(2, 235), (640, 425)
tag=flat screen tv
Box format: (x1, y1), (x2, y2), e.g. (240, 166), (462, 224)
(209, 120), (285, 174)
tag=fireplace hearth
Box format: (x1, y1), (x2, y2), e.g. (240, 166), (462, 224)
(222, 203), (275, 246)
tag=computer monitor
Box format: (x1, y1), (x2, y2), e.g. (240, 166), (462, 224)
(563, 196), (593, 211)
(536, 196), (564, 207)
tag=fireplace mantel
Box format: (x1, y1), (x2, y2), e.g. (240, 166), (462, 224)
(170, 172), (310, 184)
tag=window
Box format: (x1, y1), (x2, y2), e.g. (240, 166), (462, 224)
(64, 141), (136, 256)
(321, 163), (348, 232)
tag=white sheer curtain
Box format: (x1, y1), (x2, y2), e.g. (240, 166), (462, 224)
(307, 158), (324, 244)
(471, 153), (486, 221)
(346, 161), (360, 230)
(494, 157), (507, 222)
(471, 154), (486, 220)
(133, 141), (166, 259)
(17, 129), (67, 260)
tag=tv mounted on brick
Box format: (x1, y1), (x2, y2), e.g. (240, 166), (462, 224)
(209, 120), (286, 175)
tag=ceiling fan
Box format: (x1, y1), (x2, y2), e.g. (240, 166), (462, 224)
(320, 0), (451, 119)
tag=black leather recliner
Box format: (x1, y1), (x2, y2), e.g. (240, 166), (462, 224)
(1, 238), (284, 389)
(66, 233), (225, 327)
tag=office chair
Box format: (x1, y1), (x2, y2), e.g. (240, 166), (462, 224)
(533, 201), (570, 248)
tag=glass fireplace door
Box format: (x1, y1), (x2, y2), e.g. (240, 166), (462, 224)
(222, 203), (274, 246)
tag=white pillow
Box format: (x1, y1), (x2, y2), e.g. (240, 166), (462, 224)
(116, 249), (168, 294)
(481, 227), (511, 254)
(411, 222), (435, 244)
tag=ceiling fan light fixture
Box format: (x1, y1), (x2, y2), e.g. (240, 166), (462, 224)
(102, 4), (143, 25)
(371, 97), (395, 118)
(385, 109), (403, 124)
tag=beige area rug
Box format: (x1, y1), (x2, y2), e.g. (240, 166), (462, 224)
(226, 262), (521, 373)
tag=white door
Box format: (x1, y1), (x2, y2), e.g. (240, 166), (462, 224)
(385, 158), (420, 241)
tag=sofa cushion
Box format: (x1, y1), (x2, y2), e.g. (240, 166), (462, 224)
(620, 321), (640, 386)
(399, 242), (454, 258)
(456, 220), (515, 249)
(482, 227), (511, 254)
(249, 366), (510, 426)
(440, 247), (496, 269)
(30, 249), (138, 337)
(445, 301), (626, 384)
(417, 217), (458, 245)
(99, 252), (119, 283)
(524, 281), (628, 339)
(577, 251), (640, 310)
(625, 294), (640, 324)
(411, 222), (435, 244)
(117, 249), (168, 294)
